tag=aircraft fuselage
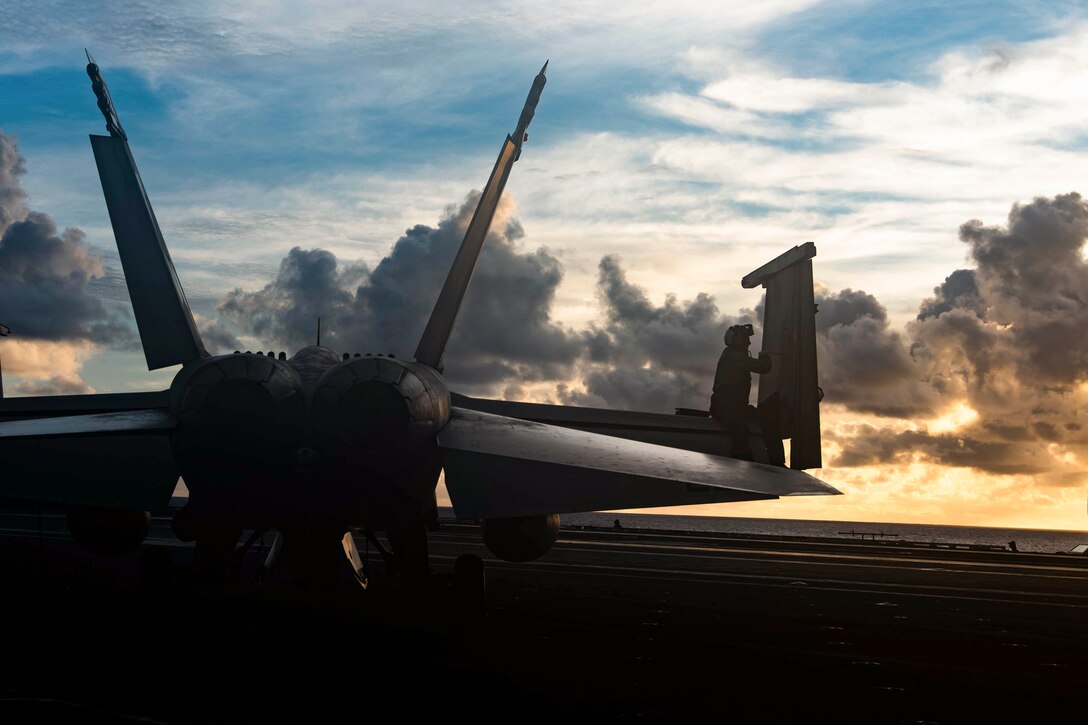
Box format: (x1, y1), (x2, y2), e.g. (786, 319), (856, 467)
(171, 346), (450, 532)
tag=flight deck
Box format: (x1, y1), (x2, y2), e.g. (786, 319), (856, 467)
(0, 507), (1084, 723)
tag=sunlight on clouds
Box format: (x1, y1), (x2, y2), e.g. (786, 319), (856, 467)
(0, 338), (97, 378)
(0, 339), (98, 396)
(822, 405), (919, 435)
(1046, 443), (1079, 466)
(927, 402), (979, 434)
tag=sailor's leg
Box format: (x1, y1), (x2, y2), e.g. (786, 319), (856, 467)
(729, 418), (754, 461)
(756, 396), (786, 467)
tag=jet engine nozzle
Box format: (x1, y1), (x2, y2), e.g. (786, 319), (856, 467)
(171, 353), (307, 432)
(169, 354), (307, 514)
(310, 356), (451, 470)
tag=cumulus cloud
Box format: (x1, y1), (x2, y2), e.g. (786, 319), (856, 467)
(556, 254), (755, 411)
(537, 192), (1088, 484)
(219, 193), (583, 394)
(910, 194), (1088, 396)
(917, 269), (984, 321)
(0, 131), (133, 347)
(0, 338), (97, 378)
(218, 200), (748, 411)
(832, 193), (1088, 478)
(0, 338), (98, 397)
(828, 426), (1053, 475)
(959, 193), (1088, 383)
(212, 207), (938, 419)
(814, 288), (937, 417)
(193, 313), (242, 355)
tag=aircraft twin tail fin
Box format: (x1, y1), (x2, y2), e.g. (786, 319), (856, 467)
(413, 62), (548, 370)
(87, 57), (207, 371)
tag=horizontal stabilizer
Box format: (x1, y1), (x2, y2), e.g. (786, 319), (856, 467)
(90, 134), (206, 370)
(0, 409), (178, 510)
(438, 408), (839, 519)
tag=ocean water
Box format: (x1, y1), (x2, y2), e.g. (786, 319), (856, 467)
(554, 512), (1088, 554)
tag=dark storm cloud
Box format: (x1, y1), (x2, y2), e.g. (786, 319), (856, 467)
(219, 194), (582, 394)
(960, 192), (1088, 384)
(834, 193), (1088, 479)
(568, 367), (708, 413)
(197, 317), (243, 355)
(0, 131), (132, 345)
(814, 288), (935, 418)
(814, 288), (885, 331)
(909, 193), (1088, 398)
(917, 269), (983, 321)
(828, 426), (1050, 475)
(559, 254), (754, 412)
(595, 254), (737, 376)
(219, 246), (364, 351)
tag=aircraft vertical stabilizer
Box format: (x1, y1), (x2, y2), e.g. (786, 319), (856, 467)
(743, 243), (822, 469)
(86, 58), (207, 370)
(414, 62), (548, 370)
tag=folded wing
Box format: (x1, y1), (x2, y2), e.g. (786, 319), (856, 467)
(438, 408), (839, 519)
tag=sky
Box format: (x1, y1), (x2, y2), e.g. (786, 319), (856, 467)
(2, 0), (1088, 531)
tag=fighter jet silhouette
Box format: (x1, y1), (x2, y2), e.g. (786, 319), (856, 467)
(0, 58), (838, 585)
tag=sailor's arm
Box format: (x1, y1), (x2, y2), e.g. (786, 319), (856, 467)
(750, 351), (772, 375)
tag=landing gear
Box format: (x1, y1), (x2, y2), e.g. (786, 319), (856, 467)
(256, 532), (284, 584)
(388, 522), (431, 592)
